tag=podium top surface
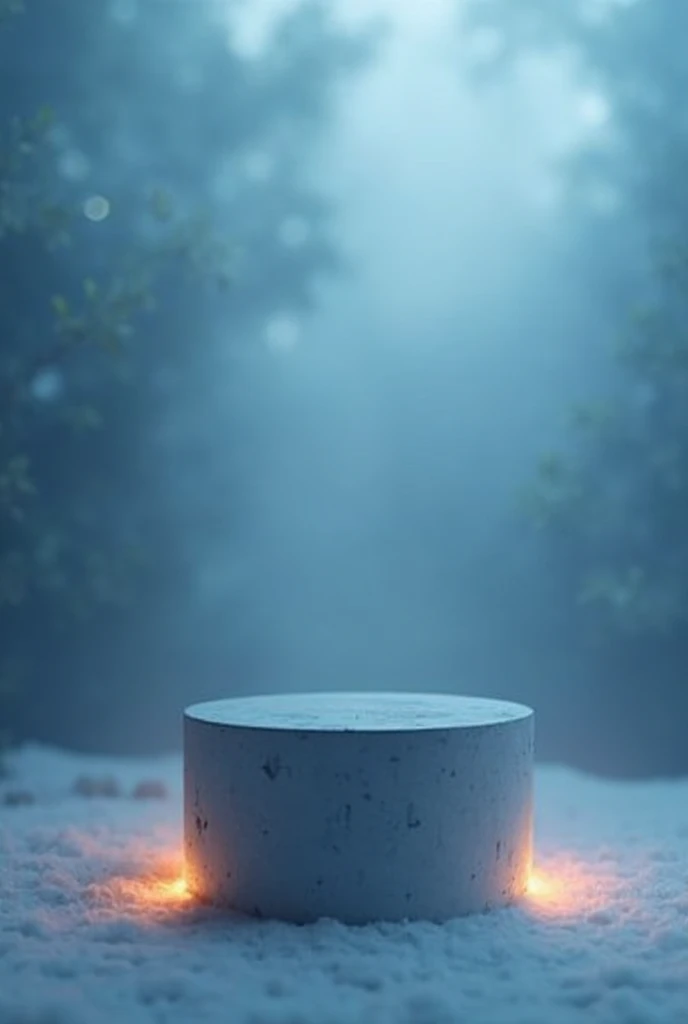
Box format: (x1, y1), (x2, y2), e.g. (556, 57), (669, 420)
(184, 691), (533, 733)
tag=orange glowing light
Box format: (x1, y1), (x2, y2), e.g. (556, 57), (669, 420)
(527, 871), (555, 899)
(167, 876), (190, 898)
(148, 873), (191, 904)
(525, 865), (580, 916)
(524, 856), (618, 919)
(88, 853), (194, 919)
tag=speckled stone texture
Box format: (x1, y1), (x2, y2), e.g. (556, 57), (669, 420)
(183, 692), (534, 924)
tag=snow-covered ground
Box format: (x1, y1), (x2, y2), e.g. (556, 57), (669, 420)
(1, 745), (687, 1024)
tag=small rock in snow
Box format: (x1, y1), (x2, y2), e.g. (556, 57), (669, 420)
(73, 775), (121, 799)
(132, 780), (168, 800)
(3, 789), (35, 807)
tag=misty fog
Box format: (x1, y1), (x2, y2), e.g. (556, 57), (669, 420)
(3, 0), (686, 777)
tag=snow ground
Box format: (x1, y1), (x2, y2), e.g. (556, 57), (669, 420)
(0, 746), (687, 1024)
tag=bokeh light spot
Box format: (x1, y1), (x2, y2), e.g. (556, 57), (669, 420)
(265, 313), (300, 353)
(83, 195), (111, 222)
(58, 149), (91, 182)
(578, 90), (611, 127)
(30, 368), (64, 402)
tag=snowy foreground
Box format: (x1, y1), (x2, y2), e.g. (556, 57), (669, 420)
(1, 746), (687, 1024)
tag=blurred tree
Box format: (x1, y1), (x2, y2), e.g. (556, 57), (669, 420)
(0, 0), (373, 754)
(463, 0), (688, 639)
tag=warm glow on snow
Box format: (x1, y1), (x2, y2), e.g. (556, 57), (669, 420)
(154, 874), (191, 903)
(527, 870), (556, 898)
(89, 854), (193, 919)
(525, 855), (619, 919)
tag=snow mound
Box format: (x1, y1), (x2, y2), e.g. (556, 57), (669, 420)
(1, 745), (687, 1023)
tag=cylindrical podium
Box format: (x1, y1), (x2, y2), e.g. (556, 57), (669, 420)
(184, 692), (534, 924)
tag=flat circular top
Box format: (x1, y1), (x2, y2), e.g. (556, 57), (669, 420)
(185, 692), (533, 733)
